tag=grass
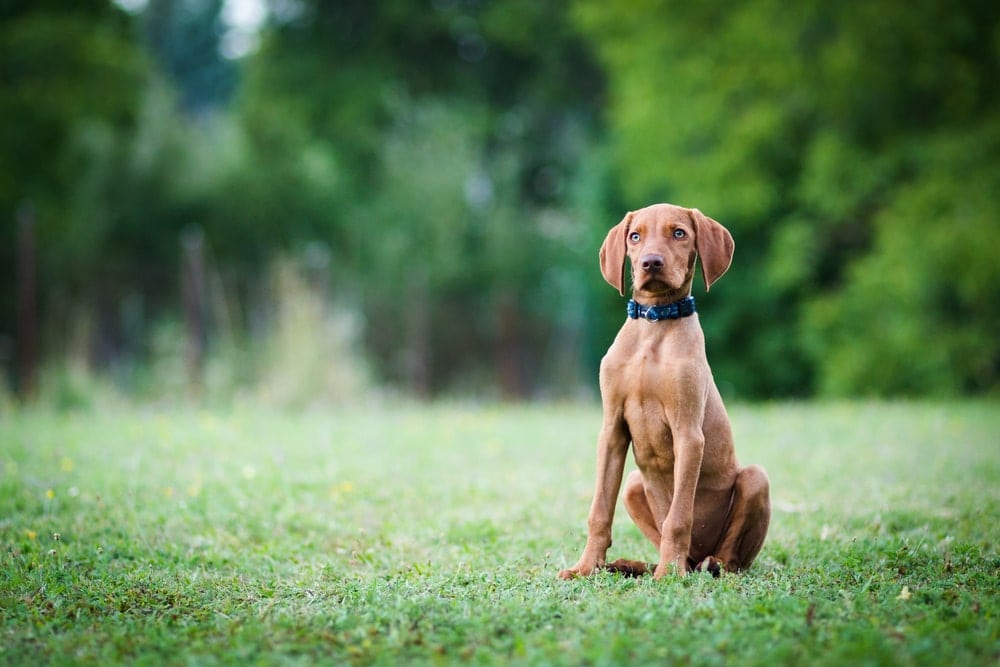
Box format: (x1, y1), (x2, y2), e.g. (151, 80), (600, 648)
(1, 401), (998, 665)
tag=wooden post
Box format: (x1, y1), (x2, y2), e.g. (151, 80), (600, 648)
(181, 227), (207, 397)
(16, 202), (38, 401)
(494, 291), (524, 399)
(405, 270), (431, 398)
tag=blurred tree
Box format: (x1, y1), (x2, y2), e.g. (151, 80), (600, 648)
(804, 122), (1000, 395)
(238, 0), (606, 395)
(360, 101), (483, 395)
(11, 0), (991, 401)
(574, 0), (1000, 396)
(0, 0), (146, 392)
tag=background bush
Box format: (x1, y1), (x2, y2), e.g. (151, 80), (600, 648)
(2, 0), (997, 402)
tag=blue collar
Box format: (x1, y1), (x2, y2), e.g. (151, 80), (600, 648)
(627, 296), (696, 321)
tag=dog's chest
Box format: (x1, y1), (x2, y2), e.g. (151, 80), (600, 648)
(623, 397), (677, 474)
(606, 328), (703, 477)
(613, 333), (690, 398)
(619, 342), (680, 473)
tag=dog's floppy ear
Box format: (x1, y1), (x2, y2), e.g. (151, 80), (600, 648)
(690, 208), (734, 291)
(599, 211), (633, 296)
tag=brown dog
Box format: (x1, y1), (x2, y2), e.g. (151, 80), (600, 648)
(559, 203), (770, 579)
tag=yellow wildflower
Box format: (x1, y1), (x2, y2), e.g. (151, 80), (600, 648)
(330, 481), (355, 497)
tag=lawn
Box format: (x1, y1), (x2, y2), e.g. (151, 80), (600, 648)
(1, 401), (998, 665)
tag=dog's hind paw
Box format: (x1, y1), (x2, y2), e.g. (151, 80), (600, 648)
(694, 556), (723, 577)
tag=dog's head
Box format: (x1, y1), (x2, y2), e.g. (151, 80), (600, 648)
(599, 204), (734, 298)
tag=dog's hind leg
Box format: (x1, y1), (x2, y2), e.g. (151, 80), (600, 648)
(712, 464), (771, 572)
(623, 470), (662, 547)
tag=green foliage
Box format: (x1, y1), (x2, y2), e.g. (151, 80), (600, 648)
(233, 0), (606, 395)
(128, 252), (370, 408)
(574, 0), (1000, 396)
(252, 256), (370, 408)
(3, 0), (997, 399)
(0, 2), (143, 205)
(1, 403), (998, 663)
(0, 1), (145, 350)
(805, 121), (1000, 395)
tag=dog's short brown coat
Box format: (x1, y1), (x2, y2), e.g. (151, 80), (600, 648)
(560, 203), (770, 579)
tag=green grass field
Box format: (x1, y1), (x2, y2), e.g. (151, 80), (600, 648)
(2, 402), (998, 665)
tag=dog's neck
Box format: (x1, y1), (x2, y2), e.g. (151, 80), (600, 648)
(629, 274), (693, 307)
(629, 289), (691, 307)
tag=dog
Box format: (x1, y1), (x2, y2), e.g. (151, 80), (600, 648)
(559, 203), (770, 579)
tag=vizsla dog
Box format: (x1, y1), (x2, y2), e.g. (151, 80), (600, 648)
(559, 203), (770, 580)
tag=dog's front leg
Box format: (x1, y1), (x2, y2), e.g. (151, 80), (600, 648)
(653, 427), (704, 579)
(559, 420), (629, 579)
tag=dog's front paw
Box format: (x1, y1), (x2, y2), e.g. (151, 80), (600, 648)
(558, 560), (602, 580)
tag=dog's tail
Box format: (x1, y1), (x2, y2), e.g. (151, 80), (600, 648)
(603, 559), (655, 577)
(604, 556), (723, 578)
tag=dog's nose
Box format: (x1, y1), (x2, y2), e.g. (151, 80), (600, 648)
(640, 254), (664, 272)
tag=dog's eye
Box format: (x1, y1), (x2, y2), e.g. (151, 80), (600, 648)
(673, 229), (686, 239)
(629, 232), (641, 243)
